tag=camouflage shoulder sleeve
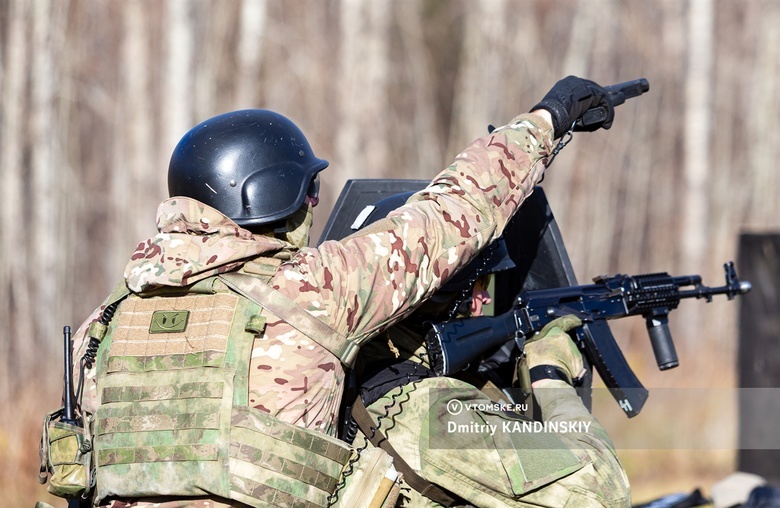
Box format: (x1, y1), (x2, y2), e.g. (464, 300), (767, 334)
(274, 114), (553, 345)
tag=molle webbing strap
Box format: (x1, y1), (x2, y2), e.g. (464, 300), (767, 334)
(228, 407), (352, 507)
(95, 290), (354, 507)
(218, 272), (359, 367)
(350, 398), (461, 507)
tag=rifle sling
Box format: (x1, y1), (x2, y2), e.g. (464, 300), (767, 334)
(350, 397), (462, 507)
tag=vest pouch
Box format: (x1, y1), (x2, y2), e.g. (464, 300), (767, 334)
(332, 448), (401, 508)
(39, 408), (94, 499)
(229, 406), (358, 507)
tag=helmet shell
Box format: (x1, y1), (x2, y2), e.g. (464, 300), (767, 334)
(168, 109), (328, 227)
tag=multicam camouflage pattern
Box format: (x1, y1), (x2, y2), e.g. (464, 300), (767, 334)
(70, 113), (555, 506)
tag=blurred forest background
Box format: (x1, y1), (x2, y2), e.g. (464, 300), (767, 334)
(2, 0), (779, 506)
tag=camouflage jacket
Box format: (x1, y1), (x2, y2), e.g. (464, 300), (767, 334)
(71, 113), (553, 506)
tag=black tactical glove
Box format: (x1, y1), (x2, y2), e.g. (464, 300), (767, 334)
(531, 75), (614, 139)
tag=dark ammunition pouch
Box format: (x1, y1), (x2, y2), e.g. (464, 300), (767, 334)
(38, 408), (95, 500)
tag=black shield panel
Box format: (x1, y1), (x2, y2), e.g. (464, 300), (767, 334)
(319, 179), (578, 296)
(317, 179), (430, 245)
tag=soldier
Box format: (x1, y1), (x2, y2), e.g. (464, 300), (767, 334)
(348, 192), (631, 507)
(63, 76), (620, 507)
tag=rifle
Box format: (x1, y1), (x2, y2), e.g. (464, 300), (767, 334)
(426, 262), (751, 417)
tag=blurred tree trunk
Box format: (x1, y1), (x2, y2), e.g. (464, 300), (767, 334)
(683, 0), (714, 274)
(1, 0), (33, 403)
(164, 0), (195, 158)
(236, 0), (268, 106)
(335, 0), (390, 181)
(111, 2), (152, 263)
(679, 0), (714, 342)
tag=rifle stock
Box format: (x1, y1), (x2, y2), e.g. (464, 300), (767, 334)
(427, 311), (520, 377)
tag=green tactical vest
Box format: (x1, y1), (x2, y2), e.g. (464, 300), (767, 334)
(93, 274), (355, 507)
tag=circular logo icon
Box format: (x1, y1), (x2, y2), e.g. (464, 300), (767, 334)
(446, 399), (463, 416)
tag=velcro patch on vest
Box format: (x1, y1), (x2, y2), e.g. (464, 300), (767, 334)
(107, 293), (239, 372)
(149, 310), (190, 333)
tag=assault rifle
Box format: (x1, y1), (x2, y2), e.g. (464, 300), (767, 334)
(426, 262), (751, 417)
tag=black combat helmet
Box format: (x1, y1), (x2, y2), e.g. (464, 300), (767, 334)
(168, 109), (328, 228)
(355, 191), (515, 299)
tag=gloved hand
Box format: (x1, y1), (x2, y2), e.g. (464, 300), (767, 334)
(524, 315), (584, 385)
(531, 76), (614, 139)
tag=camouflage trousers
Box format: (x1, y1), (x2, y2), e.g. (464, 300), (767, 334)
(360, 377), (631, 508)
